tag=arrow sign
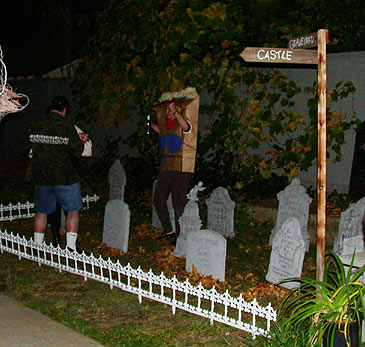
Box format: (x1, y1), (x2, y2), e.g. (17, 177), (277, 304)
(240, 47), (317, 64)
(288, 32), (318, 49)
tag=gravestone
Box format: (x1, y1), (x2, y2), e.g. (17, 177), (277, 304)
(152, 180), (175, 232)
(186, 229), (227, 281)
(269, 178), (312, 251)
(333, 197), (365, 256)
(349, 121), (365, 200)
(206, 187), (235, 238)
(266, 217), (306, 289)
(343, 236), (365, 255)
(108, 159), (126, 201)
(173, 182), (204, 258)
(102, 199), (130, 252)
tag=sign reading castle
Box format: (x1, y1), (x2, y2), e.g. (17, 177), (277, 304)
(240, 47), (317, 64)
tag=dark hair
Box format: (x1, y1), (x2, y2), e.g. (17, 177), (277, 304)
(49, 96), (70, 112)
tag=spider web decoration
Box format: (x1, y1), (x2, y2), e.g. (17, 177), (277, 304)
(0, 46), (29, 120)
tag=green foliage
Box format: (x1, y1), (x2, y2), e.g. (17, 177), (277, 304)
(243, 320), (317, 347)
(199, 73), (358, 191)
(72, 0), (360, 196)
(279, 250), (365, 346)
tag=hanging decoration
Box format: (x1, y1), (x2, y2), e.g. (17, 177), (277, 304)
(0, 45), (29, 120)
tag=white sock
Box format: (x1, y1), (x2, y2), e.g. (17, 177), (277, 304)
(34, 232), (44, 244)
(66, 232), (78, 250)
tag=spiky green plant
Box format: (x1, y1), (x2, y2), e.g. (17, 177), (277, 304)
(279, 250), (365, 346)
(243, 319), (317, 347)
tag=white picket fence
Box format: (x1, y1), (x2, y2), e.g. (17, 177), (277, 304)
(0, 230), (276, 337)
(0, 194), (100, 222)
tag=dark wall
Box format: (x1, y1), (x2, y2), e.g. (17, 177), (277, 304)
(0, 77), (73, 159)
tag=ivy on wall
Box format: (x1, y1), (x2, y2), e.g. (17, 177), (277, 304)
(72, 0), (360, 192)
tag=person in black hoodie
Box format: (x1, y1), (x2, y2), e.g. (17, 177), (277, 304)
(22, 96), (87, 251)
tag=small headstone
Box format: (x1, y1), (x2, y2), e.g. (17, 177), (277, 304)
(206, 187), (235, 238)
(266, 217), (306, 289)
(269, 178), (312, 251)
(173, 182), (204, 258)
(108, 159), (126, 201)
(152, 180), (175, 232)
(333, 197), (365, 256)
(186, 229), (227, 281)
(343, 236), (365, 255)
(173, 200), (202, 258)
(102, 199), (130, 252)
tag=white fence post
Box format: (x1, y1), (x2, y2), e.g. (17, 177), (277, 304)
(0, 195), (100, 222)
(0, 229), (276, 337)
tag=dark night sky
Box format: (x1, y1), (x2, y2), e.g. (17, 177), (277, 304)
(2, 1), (364, 77)
(2, 0), (104, 77)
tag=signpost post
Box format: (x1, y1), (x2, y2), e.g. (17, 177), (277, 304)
(316, 29), (328, 282)
(240, 29), (329, 281)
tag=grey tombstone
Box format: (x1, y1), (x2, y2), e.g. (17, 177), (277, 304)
(266, 217), (306, 289)
(152, 180), (175, 232)
(173, 182), (204, 258)
(186, 229), (227, 281)
(343, 236), (365, 255)
(108, 159), (126, 201)
(206, 187), (235, 238)
(102, 199), (130, 252)
(333, 197), (365, 256)
(269, 178), (312, 251)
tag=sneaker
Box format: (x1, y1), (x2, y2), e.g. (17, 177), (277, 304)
(156, 231), (176, 240)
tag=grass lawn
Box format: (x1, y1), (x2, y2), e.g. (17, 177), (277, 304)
(0, 159), (363, 346)
(0, 196), (315, 346)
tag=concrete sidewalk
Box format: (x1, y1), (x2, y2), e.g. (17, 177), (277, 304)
(0, 294), (104, 347)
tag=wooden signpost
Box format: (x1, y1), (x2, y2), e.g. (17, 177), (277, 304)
(240, 29), (329, 281)
(240, 47), (317, 64)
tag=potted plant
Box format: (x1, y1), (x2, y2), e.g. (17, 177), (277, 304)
(278, 250), (365, 347)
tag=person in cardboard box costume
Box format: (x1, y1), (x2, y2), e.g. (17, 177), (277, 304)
(151, 87), (199, 241)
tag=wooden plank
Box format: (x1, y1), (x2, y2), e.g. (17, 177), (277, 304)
(288, 32), (318, 49)
(240, 47), (317, 64)
(316, 29), (328, 282)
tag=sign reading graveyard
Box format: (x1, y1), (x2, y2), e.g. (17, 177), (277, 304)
(240, 29), (328, 282)
(240, 47), (317, 64)
(288, 32), (318, 49)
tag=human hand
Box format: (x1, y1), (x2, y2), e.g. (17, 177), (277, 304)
(151, 123), (160, 134)
(168, 101), (180, 114)
(79, 133), (89, 143)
